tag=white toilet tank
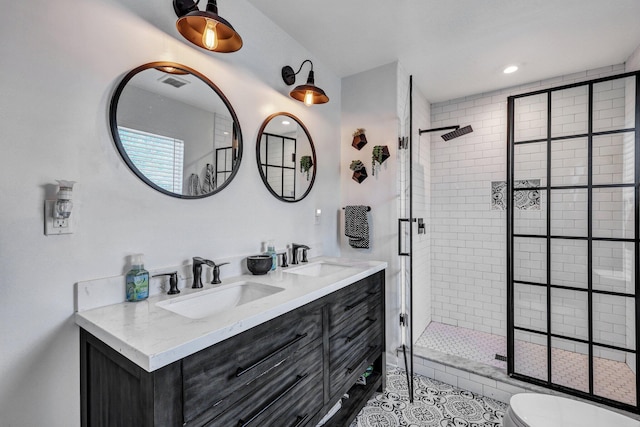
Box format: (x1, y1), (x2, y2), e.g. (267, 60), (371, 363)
(504, 393), (640, 427)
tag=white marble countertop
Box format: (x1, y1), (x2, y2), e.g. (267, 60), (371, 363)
(75, 257), (386, 372)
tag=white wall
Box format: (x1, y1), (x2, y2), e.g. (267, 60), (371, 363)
(627, 42), (640, 72)
(340, 62), (402, 363)
(0, 1), (342, 425)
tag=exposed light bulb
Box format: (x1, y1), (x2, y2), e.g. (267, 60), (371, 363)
(303, 90), (314, 106)
(202, 19), (218, 50)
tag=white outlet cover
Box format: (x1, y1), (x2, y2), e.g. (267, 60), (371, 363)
(44, 200), (74, 235)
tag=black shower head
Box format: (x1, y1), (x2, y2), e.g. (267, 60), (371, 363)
(441, 125), (473, 141)
(418, 124), (473, 141)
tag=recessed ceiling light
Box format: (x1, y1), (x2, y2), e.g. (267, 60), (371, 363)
(282, 120), (291, 125)
(503, 65), (518, 74)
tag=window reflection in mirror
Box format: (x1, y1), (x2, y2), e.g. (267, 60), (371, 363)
(110, 62), (242, 198)
(256, 113), (316, 202)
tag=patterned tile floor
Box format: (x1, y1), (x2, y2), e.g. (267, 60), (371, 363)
(350, 367), (507, 427)
(416, 322), (637, 406)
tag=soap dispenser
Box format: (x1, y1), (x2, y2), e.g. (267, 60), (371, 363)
(126, 254), (149, 302)
(266, 240), (277, 271)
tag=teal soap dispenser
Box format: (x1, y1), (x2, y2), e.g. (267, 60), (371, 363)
(126, 254), (149, 302)
(266, 240), (277, 271)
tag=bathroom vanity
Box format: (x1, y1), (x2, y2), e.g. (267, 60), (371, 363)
(76, 259), (386, 426)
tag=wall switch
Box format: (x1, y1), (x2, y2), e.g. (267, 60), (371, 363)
(44, 200), (74, 235)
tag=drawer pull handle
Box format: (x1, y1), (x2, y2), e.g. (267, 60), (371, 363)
(290, 414), (309, 427)
(236, 333), (308, 377)
(344, 296), (370, 311)
(237, 373), (309, 427)
(346, 318), (377, 343)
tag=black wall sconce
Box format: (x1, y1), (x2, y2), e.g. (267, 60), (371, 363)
(173, 0), (242, 52)
(281, 60), (329, 106)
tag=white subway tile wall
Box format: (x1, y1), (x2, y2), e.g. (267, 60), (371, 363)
(430, 63), (633, 340)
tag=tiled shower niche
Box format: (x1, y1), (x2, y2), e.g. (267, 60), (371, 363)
(507, 72), (640, 412)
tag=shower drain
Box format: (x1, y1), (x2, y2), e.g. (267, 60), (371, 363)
(495, 354), (508, 362)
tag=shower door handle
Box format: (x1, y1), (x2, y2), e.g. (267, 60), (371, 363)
(398, 218), (415, 256)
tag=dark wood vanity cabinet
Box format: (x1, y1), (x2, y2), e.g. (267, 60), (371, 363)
(80, 270), (385, 427)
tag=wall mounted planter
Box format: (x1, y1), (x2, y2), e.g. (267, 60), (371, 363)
(352, 128), (367, 150)
(350, 160), (368, 183)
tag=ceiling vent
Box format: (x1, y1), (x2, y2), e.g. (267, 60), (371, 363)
(159, 75), (189, 88)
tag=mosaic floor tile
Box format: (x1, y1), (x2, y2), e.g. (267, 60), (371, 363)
(416, 322), (637, 406)
(350, 367), (507, 427)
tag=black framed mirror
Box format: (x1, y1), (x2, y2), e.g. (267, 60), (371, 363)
(109, 62), (242, 198)
(256, 113), (317, 202)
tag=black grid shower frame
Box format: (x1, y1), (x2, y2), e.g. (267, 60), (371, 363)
(507, 71), (640, 414)
(260, 132), (297, 200)
(215, 146), (233, 188)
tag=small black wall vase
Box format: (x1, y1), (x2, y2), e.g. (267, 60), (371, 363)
(372, 145), (390, 175)
(352, 128), (367, 150)
(350, 160), (368, 183)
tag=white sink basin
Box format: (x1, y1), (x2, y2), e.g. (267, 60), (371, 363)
(156, 282), (284, 319)
(284, 261), (357, 277)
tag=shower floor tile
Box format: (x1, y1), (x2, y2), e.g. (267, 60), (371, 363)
(417, 322), (636, 406)
(416, 322), (508, 369)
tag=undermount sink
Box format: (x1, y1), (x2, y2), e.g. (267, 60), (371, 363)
(284, 261), (357, 278)
(156, 282), (284, 319)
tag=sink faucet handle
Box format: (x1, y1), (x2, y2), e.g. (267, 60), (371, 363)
(301, 248), (309, 263)
(153, 271), (180, 295)
(211, 262), (229, 285)
(277, 252), (288, 268)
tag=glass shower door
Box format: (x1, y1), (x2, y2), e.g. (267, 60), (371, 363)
(398, 75), (414, 402)
(507, 72), (640, 413)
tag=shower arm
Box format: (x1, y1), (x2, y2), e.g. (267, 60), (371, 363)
(418, 125), (459, 135)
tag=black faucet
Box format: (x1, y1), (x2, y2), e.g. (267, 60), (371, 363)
(277, 251), (288, 268)
(192, 257), (214, 288)
(291, 244), (310, 265)
(210, 262), (229, 285)
(153, 272), (180, 295)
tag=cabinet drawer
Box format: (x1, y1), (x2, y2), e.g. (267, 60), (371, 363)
(329, 303), (382, 397)
(329, 333), (382, 397)
(183, 305), (322, 423)
(328, 272), (382, 332)
(203, 344), (324, 427)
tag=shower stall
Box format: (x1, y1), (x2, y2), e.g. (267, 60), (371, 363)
(405, 69), (640, 413)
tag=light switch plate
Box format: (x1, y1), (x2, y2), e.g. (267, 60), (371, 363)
(44, 200), (74, 235)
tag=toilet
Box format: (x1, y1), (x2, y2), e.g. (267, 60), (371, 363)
(504, 393), (640, 427)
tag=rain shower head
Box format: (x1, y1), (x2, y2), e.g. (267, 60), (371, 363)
(419, 125), (473, 141)
(442, 125), (473, 141)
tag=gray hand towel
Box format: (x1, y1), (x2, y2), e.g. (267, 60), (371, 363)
(344, 205), (370, 249)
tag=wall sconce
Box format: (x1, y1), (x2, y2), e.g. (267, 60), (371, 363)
(281, 60), (329, 106)
(44, 180), (76, 235)
(173, 0), (242, 52)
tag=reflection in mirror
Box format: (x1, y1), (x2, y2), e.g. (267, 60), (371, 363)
(256, 113), (316, 202)
(109, 62), (242, 198)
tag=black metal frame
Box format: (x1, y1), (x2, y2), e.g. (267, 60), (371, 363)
(260, 132), (297, 200)
(255, 112), (317, 203)
(507, 71), (640, 413)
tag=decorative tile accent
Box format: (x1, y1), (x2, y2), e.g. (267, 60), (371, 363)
(350, 367), (506, 427)
(491, 179), (540, 211)
(491, 181), (507, 211)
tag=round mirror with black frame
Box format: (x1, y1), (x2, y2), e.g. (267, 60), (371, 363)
(109, 61), (243, 199)
(256, 112), (317, 202)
